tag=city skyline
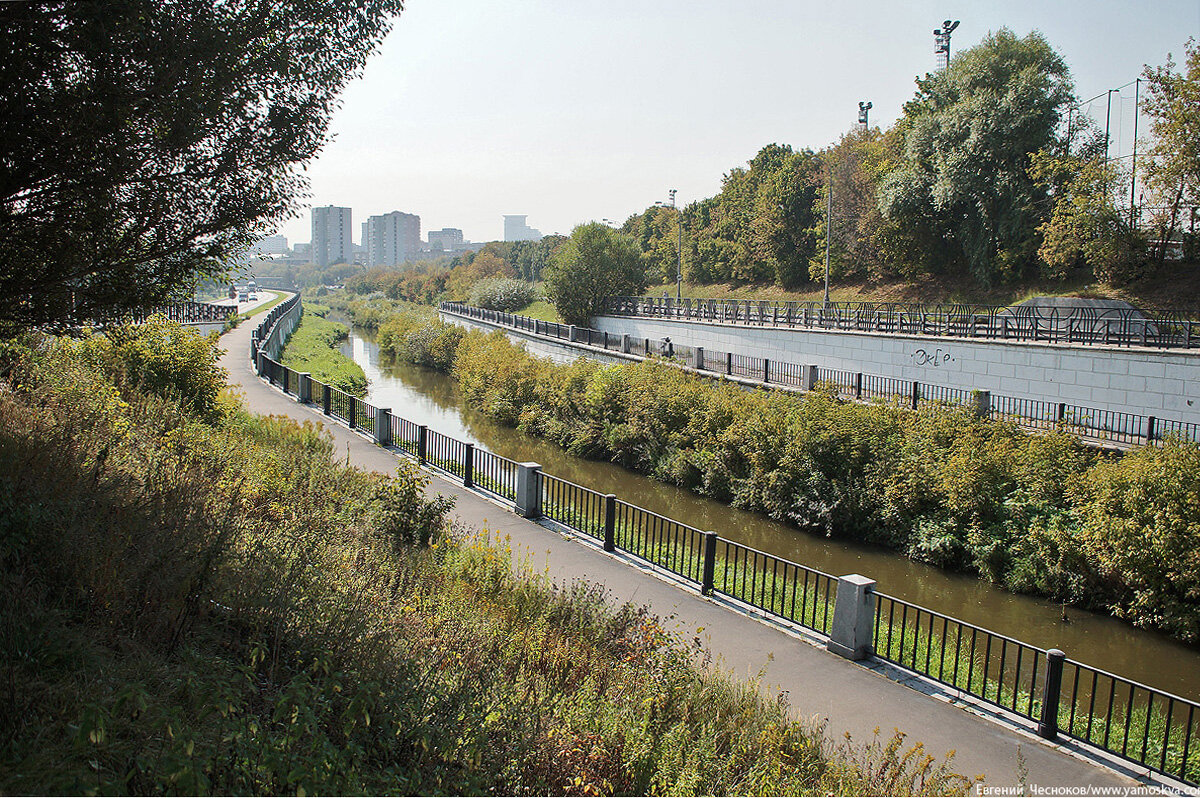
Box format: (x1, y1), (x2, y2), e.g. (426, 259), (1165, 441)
(274, 1), (1199, 247)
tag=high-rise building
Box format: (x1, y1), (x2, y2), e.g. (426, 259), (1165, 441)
(365, 211), (421, 267)
(427, 228), (465, 252)
(252, 234), (288, 255)
(311, 205), (353, 266)
(503, 215), (543, 242)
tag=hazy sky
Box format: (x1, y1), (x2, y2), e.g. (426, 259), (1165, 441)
(276, 0), (1200, 247)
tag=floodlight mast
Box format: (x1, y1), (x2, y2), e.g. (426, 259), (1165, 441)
(933, 19), (960, 69)
(858, 101), (873, 127)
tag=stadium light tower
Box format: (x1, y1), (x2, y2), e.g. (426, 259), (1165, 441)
(933, 19), (960, 70)
(858, 101), (873, 128)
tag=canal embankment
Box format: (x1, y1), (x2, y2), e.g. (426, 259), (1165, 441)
(244, 299), (1162, 792)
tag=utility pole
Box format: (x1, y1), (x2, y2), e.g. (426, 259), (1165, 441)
(824, 171), (832, 307)
(670, 189), (682, 302)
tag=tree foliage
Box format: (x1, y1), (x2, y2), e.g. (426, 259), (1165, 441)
(1140, 38), (1200, 269)
(544, 223), (645, 326)
(878, 30), (1074, 283)
(0, 0), (402, 329)
(624, 144), (819, 289)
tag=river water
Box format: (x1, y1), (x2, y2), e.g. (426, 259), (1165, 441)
(342, 326), (1200, 700)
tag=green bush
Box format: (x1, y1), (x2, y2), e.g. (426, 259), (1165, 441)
(466, 277), (538, 312)
(77, 316), (227, 421)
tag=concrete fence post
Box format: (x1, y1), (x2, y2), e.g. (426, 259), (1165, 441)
(695, 346), (705, 371)
(374, 407), (392, 445)
(701, 531), (718, 596)
(1037, 649), (1067, 740)
(603, 494), (616, 552)
(322, 384), (332, 416)
(568, 325), (577, 343)
(515, 462), (542, 519)
(826, 574), (876, 661)
(970, 390), (991, 419)
(802, 365), (819, 392)
(298, 373), (312, 404)
(622, 334), (631, 354)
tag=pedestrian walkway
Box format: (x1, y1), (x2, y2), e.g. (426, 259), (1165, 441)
(218, 305), (1171, 795)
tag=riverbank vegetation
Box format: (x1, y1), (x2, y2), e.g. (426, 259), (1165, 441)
(369, 305), (1200, 644)
(0, 323), (972, 795)
(279, 305), (368, 397)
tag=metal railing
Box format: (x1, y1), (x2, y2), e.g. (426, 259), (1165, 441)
(255, 313), (1200, 787)
(439, 301), (1200, 449)
(606, 296), (1200, 350)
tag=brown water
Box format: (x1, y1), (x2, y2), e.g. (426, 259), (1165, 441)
(344, 327), (1200, 701)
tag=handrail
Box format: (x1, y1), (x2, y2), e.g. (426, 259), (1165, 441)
(604, 296), (1200, 350)
(438, 301), (1200, 449)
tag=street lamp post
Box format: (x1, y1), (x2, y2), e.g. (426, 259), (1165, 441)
(824, 169), (831, 307)
(656, 190), (684, 302)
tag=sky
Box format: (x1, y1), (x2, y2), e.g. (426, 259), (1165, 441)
(275, 0), (1200, 248)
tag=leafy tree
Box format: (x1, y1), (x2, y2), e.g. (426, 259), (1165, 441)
(809, 126), (897, 283)
(544, 223), (645, 326)
(878, 29), (1074, 283)
(638, 144), (819, 288)
(0, 0), (402, 330)
(1030, 140), (1149, 284)
(1140, 38), (1200, 269)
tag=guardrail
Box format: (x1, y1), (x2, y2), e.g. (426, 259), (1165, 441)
(440, 302), (1200, 449)
(253, 308), (1198, 786)
(606, 296), (1200, 350)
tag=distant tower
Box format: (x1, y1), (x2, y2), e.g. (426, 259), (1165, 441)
(933, 19), (960, 70)
(311, 205), (352, 266)
(858, 101), (873, 128)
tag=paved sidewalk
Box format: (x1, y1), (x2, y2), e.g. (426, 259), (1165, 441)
(219, 308), (1167, 795)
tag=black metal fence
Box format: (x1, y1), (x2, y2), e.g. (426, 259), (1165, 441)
(439, 301), (1200, 449)
(254, 301), (1200, 787)
(606, 296), (1200, 350)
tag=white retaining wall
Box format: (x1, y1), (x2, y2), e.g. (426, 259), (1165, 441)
(591, 315), (1200, 426)
(443, 313), (633, 367)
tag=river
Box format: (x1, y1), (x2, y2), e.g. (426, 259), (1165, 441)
(342, 325), (1200, 701)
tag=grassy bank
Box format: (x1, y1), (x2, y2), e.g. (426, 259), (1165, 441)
(0, 323), (973, 795)
(279, 305), (368, 397)
(361, 302), (1200, 645)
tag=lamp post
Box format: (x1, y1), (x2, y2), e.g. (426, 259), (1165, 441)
(656, 190), (684, 301)
(824, 169), (832, 307)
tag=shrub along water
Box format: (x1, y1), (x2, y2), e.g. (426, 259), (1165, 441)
(368, 304), (1200, 644)
(0, 323), (971, 795)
